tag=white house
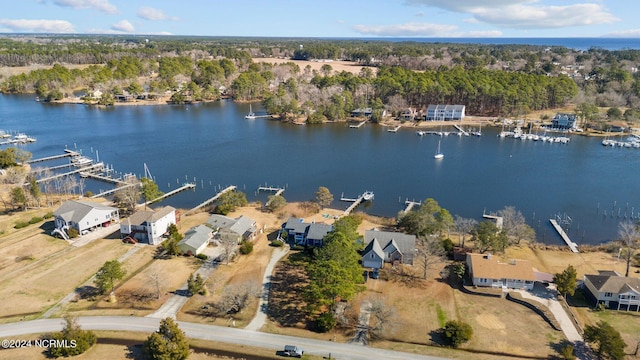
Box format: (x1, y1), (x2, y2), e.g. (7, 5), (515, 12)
(53, 200), (119, 239)
(583, 271), (640, 311)
(362, 230), (416, 269)
(466, 253), (536, 290)
(120, 206), (176, 245)
(178, 225), (212, 256)
(426, 104), (466, 121)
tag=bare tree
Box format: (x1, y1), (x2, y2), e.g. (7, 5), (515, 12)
(366, 297), (398, 340)
(218, 233), (238, 265)
(618, 221), (640, 277)
(415, 235), (446, 280)
(454, 215), (477, 247)
(498, 206), (535, 245)
(217, 281), (261, 315)
(149, 271), (164, 300)
(113, 176), (141, 214)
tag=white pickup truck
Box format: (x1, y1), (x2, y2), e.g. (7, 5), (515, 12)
(278, 344), (303, 358)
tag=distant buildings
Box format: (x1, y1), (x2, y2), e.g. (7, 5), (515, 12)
(551, 113), (577, 130)
(425, 104), (465, 121)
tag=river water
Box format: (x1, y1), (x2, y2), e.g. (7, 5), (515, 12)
(1, 94), (639, 246)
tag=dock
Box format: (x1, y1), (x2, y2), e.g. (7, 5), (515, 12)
(26, 150), (79, 164)
(403, 199), (421, 213)
(387, 125), (401, 133)
(482, 213), (504, 230)
(341, 191), (374, 215)
(30, 162), (74, 173)
(549, 219), (579, 253)
(80, 171), (128, 185)
(453, 124), (469, 136)
(184, 185), (237, 215)
(258, 185), (285, 206)
(33, 163), (104, 184)
(90, 182), (141, 199)
(349, 121), (367, 129)
(141, 183), (196, 207)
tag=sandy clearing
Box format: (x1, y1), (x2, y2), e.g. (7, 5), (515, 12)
(252, 57), (375, 76)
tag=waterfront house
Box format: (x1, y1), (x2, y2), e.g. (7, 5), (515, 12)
(400, 108), (417, 121)
(178, 224), (213, 256)
(282, 217), (333, 246)
(466, 253), (536, 290)
(207, 214), (257, 244)
(351, 108), (373, 118)
(426, 104), (466, 121)
(362, 229), (416, 269)
(120, 206), (176, 245)
(53, 200), (119, 239)
(551, 113), (577, 130)
(582, 270), (640, 311)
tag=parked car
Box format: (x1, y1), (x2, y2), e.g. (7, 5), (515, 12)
(276, 344), (303, 358)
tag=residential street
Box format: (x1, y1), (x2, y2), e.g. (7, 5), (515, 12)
(0, 316), (448, 360)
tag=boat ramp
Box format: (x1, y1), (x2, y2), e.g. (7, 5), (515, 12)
(341, 191), (374, 215)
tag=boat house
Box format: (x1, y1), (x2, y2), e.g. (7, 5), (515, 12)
(425, 104), (465, 121)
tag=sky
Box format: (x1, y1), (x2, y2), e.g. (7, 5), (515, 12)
(0, 0), (639, 38)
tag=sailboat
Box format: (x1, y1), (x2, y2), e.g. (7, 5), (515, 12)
(244, 104), (256, 119)
(434, 140), (444, 159)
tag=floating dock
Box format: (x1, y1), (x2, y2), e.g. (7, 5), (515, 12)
(549, 219), (579, 253)
(349, 121), (367, 129)
(184, 185), (237, 215)
(341, 191), (374, 215)
(387, 125), (401, 133)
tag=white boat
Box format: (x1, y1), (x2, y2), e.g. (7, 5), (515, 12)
(71, 156), (93, 167)
(362, 191), (375, 201)
(416, 131), (426, 136)
(244, 104), (256, 119)
(434, 140), (444, 159)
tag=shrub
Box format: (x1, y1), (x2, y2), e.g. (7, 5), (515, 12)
(271, 239), (284, 247)
(29, 216), (43, 224)
(84, 191), (94, 197)
(442, 320), (473, 348)
(196, 253), (208, 260)
(46, 316), (96, 358)
(67, 228), (79, 238)
(14, 221), (29, 229)
(239, 241), (253, 255)
(315, 311), (336, 332)
(43, 211), (54, 219)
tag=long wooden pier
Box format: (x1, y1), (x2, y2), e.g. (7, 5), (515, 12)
(90, 182), (141, 199)
(80, 171), (128, 185)
(33, 163), (104, 184)
(349, 121), (367, 128)
(184, 185), (237, 215)
(141, 183), (196, 207)
(403, 199), (421, 213)
(30, 162), (74, 173)
(258, 185), (285, 206)
(549, 219), (579, 253)
(341, 191), (374, 215)
(26, 150), (78, 164)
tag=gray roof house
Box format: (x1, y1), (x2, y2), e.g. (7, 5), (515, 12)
(362, 237), (385, 269)
(120, 206), (176, 245)
(53, 200), (119, 239)
(178, 224), (212, 256)
(207, 214), (257, 244)
(583, 270), (640, 311)
(362, 229), (416, 268)
(282, 217), (333, 246)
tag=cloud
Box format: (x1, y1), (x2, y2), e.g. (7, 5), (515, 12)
(605, 29), (640, 38)
(352, 22), (458, 37)
(415, 11), (425, 17)
(52, 0), (117, 14)
(404, 0), (619, 29)
(137, 6), (168, 21)
(111, 20), (134, 33)
(0, 19), (75, 33)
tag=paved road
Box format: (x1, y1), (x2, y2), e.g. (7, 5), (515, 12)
(245, 246), (289, 331)
(0, 316), (448, 360)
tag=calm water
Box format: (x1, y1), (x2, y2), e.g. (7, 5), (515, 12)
(1, 94), (639, 246)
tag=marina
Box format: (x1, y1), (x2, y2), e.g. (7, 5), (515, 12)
(0, 131), (36, 146)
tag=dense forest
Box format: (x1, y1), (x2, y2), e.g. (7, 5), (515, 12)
(1, 35), (639, 124)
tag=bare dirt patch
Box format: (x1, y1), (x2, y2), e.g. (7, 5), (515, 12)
(252, 57), (375, 76)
